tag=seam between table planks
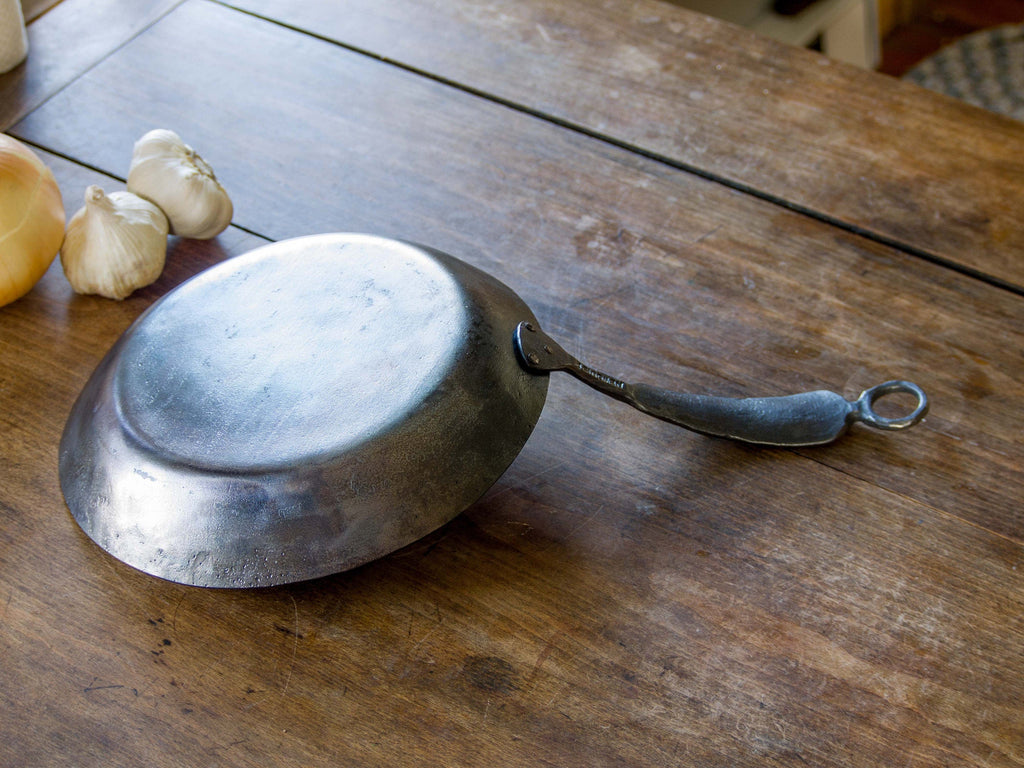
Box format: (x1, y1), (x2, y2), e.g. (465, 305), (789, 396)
(8, 0), (1021, 299)
(9, 0), (1021, 299)
(0, 0), (188, 131)
(10, 0), (1021, 545)
(796, 447), (1024, 549)
(207, 0), (1024, 300)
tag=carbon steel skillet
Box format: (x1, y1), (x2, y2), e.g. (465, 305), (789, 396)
(58, 233), (927, 588)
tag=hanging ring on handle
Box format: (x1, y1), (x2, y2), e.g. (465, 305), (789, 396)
(852, 380), (929, 431)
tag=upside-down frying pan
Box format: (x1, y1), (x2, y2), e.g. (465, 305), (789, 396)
(58, 234), (927, 587)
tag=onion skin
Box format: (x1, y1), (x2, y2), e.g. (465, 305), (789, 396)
(0, 134), (66, 307)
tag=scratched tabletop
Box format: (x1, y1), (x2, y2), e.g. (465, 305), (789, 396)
(1, 1), (1022, 766)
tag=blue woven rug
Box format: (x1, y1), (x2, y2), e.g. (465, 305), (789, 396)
(904, 23), (1024, 121)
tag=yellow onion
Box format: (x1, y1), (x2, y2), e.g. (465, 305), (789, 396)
(0, 134), (66, 306)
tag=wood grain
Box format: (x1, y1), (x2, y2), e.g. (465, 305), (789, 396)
(21, 0), (62, 23)
(2, 2), (1022, 766)
(11, 0), (1023, 536)
(225, 0), (1024, 291)
(1, 0), (182, 130)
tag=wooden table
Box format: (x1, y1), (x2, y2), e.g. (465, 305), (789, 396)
(2, 1), (1022, 765)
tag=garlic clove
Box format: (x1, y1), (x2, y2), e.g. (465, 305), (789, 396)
(60, 186), (169, 300)
(126, 129), (233, 240)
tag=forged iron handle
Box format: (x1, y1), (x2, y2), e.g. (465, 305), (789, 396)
(513, 322), (929, 447)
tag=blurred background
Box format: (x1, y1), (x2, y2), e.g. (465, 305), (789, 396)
(671, 0), (1024, 73)
(877, 0), (1024, 76)
(671, 0), (1024, 120)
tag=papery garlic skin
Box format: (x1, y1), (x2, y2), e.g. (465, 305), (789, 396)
(0, 134), (65, 307)
(60, 186), (169, 300)
(127, 129), (233, 239)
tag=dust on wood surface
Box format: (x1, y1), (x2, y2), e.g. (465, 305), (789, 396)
(2, 2), (1021, 766)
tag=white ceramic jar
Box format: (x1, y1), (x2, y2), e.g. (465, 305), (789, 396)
(0, 0), (28, 74)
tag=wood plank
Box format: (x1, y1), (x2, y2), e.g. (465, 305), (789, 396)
(10, 0), (1023, 538)
(3, 3), (1022, 765)
(224, 0), (1024, 290)
(0, 152), (269, 760)
(21, 0), (62, 23)
(0, 0), (182, 130)
(3, 190), (1023, 766)
(2, 441), (1022, 766)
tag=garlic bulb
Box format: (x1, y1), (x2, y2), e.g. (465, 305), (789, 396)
(60, 186), (169, 300)
(126, 129), (232, 239)
(0, 134), (65, 307)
